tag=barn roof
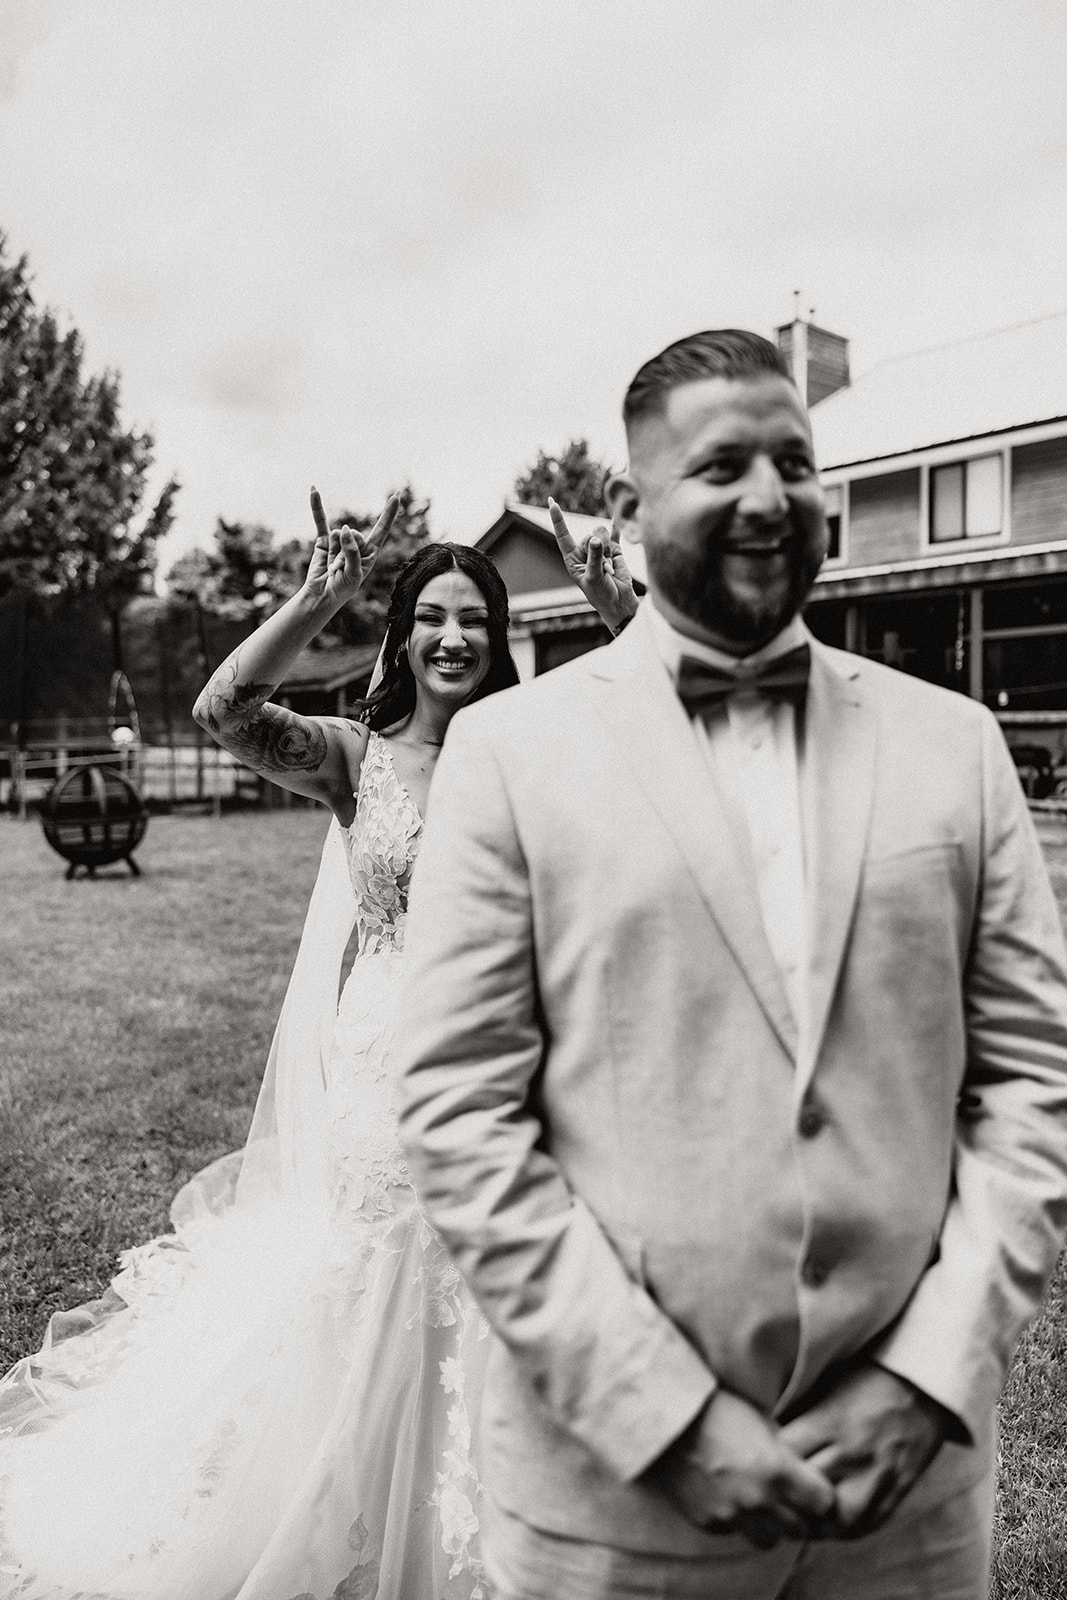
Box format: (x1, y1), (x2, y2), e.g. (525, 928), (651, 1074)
(280, 642), (380, 694)
(480, 501), (649, 587)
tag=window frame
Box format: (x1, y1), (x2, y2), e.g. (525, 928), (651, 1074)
(819, 476), (848, 565)
(923, 448), (1010, 551)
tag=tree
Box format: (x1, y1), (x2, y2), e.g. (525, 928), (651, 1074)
(165, 521), (307, 621)
(0, 233), (178, 665)
(512, 437), (612, 517)
(165, 484), (433, 648)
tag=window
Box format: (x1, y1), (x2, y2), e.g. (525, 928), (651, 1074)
(929, 454), (1002, 543)
(859, 593), (970, 689)
(823, 483), (844, 561)
(981, 576), (1067, 713)
(984, 578), (1067, 632)
(983, 635), (1067, 712)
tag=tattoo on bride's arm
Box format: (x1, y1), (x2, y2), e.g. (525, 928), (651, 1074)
(236, 704), (329, 773)
(199, 670), (329, 773)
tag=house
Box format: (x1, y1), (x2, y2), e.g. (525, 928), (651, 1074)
(805, 311), (1067, 735)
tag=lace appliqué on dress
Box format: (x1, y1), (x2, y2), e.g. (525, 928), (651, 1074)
(344, 732), (422, 960)
(285, 1515), (381, 1600)
(325, 734), (423, 1252)
(432, 1305), (489, 1597)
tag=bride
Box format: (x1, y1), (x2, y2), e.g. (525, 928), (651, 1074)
(0, 490), (637, 1600)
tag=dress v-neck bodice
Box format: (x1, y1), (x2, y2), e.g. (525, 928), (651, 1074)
(341, 731), (424, 959)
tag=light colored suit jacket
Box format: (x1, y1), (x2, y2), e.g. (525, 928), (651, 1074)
(395, 605), (1067, 1553)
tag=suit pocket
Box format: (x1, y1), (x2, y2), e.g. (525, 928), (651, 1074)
(861, 841), (969, 933)
(863, 840), (962, 875)
(851, 840), (970, 1061)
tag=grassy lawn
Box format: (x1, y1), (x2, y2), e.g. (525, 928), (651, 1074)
(992, 814), (1067, 1594)
(0, 806), (328, 1360)
(1, 805), (1066, 1589)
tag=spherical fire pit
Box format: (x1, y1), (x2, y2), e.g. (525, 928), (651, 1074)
(41, 763), (148, 879)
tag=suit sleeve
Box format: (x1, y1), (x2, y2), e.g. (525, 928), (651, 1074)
(395, 709), (716, 1482)
(874, 709), (1067, 1440)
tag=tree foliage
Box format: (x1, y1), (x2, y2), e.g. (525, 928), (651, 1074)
(165, 484), (433, 647)
(165, 521), (307, 622)
(0, 234), (178, 611)
(512, 437), (612, 517)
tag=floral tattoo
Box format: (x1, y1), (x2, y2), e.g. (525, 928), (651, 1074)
(199, 669), (328, 774)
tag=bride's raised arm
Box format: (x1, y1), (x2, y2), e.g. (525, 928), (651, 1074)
(192, 489), (399, 820)
(547, 498), (640, 636)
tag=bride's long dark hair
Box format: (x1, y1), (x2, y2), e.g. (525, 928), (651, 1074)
(359, 543), (520, 732)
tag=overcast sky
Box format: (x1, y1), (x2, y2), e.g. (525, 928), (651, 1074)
(2, 0), (1066, 576)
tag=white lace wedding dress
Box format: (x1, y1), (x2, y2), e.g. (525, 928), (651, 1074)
(0, 733), (488, 1600)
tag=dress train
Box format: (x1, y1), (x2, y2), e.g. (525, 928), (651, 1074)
(0, 734), (489, 1600)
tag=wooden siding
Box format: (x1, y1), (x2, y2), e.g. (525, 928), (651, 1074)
(486, 525), (569, 596)
(846, 468), (921, 564)
(1011, 436), (1067, 545)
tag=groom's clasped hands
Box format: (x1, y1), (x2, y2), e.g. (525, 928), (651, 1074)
(649, 1360), (949, 1551)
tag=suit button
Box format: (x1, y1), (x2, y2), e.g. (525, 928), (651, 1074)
(802, 1256), (829, 1288)
(798, 1101), (825, 1138)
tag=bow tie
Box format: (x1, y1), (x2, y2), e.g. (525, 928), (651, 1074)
(676, 643), (811, 717)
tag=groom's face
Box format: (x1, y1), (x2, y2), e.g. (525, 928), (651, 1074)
(610, 373), (828, 653)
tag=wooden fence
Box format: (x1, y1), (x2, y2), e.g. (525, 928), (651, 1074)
(2, 729), (271, 818)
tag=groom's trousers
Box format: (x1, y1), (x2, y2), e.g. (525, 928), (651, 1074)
(481, 1463), (994, 1600)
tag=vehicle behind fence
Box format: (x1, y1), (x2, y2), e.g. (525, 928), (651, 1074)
(999, 713), (1067, 806)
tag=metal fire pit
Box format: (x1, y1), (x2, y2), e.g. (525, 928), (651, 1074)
(40, 763), (148, 879)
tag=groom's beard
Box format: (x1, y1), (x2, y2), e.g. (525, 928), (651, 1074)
(645, 531), (823, 653)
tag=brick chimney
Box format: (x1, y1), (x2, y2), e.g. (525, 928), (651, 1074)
(775, 312), (850, 406)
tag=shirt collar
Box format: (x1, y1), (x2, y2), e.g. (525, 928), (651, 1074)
(645, 595), (811, 684)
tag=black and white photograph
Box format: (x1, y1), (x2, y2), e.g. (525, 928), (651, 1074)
(2, 3), (1067, 1597)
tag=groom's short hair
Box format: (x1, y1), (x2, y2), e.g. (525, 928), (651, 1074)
(623, 329), (793, 433)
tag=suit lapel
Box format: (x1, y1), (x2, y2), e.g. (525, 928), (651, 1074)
(590, 612), (799, 1061)
(799, 644), (877, 1085)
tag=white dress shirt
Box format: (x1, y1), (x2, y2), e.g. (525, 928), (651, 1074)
(644, 599), (811, 1043)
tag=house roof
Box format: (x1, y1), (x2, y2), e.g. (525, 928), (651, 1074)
(482, 501), (649, 587)
(478, 501), (607, 554)
(812, 310), (1067, 470)
(280, 642), (381, 694)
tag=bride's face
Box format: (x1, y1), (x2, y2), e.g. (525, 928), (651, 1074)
(406, 570), (492, 707)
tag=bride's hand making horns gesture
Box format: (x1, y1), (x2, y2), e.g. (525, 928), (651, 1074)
(305, 486), (401, 610)
(548, 497), (640, 636)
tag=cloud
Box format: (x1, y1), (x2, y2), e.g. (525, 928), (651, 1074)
(198, 336), (306, 414)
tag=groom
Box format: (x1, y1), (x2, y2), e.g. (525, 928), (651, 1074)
(395, 329), (1067, 1598)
